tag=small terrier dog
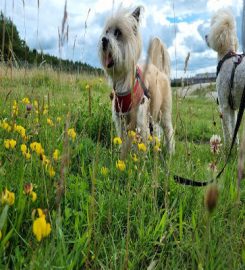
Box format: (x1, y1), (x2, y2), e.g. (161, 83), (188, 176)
(206, 9), (245, 146)
(99, 6), (175, 154)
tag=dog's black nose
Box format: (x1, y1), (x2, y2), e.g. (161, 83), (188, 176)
(102, 37), (109, 51)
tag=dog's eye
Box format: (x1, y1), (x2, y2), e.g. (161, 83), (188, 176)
(114, 28), (122, 38)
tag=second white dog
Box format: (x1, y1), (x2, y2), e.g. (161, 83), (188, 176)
(206, 9), (245, 146)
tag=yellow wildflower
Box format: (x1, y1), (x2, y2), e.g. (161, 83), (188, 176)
(21, 144), (27, 153)
(131, 153), (138, 162)
(47, 118), (54, 126)
(41, 155), (50, 166)
(30, 142), (44, 156)
(22, 97), (30, 104)
(48, 165), (55, 177)
(53, 149), (60, 161)
(116, 160), (126, 171)
(1, 188), (15, 206)
(138, 143), (147, 152)
(32, 209), (51, 241)
(101, 166), (109, 176)
(154, 136), (161, 147)
(12, 100), (18, 116)
(128, 130), (136, 139)
(21, 144), (31, 159)
(43, 105), (48, 115)
(25, 151), (31, 159)
(0, 230), (2, 240)
(148, 135), (153, 142)
(113, 137), (122, 145)
(24, 183), (37, 202)
(31, 191), (37, 202)
(4, 139), (17, 149)
(154, 145), (161, 152)
(0, 120), (11, 132)
(68, 128), (76, 141)
(56, 117), (62, 123)
(15, 125), (26, 138)
(85, 84), (90, 90)
(34, 100), (38, 108)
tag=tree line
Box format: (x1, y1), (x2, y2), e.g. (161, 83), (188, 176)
(0, 12), (102, 74)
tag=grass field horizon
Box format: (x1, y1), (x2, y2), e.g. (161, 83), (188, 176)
(0, 65), (244, 269)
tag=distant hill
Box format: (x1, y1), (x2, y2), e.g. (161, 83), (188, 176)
(0, 12), (102, 74)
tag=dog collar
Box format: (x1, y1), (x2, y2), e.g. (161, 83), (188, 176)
(114, 67), (145, 115)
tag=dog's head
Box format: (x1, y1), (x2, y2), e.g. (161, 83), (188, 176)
(99, 6), (143, 78)
(205, 9), (238, 55)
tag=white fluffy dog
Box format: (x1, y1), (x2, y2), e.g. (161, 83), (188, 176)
(206, 9), (245, 146)
(99, 6), (175, 154)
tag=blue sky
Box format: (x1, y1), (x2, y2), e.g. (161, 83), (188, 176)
(0, 0), (243, 78)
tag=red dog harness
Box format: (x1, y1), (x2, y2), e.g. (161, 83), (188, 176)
(114, 67), (146, 115)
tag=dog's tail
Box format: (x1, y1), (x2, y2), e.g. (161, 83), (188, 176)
(147, 37), (171, 77)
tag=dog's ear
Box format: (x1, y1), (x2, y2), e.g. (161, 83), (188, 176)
(132, 7), (141, 22)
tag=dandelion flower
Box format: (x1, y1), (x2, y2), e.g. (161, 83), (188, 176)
(138, 143), (147, 152)
(113, 137), (122, 145)
(116, 160), (126, 171)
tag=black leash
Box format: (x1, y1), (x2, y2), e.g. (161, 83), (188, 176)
(174, 84), (245, 187)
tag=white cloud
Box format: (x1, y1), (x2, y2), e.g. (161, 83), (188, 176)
(0, 0), (243, 77)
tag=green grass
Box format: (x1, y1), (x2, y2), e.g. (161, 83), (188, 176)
(0, 66), (244, 269)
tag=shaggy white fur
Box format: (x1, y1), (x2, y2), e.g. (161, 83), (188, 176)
(206, 9), (245, 146)
(99, 6), (175, 154)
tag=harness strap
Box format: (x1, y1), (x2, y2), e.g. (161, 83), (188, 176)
(174, 84), (245, 187)
(136, 68), (150, 99)
(229, 54), (244, 110)
(216, 51), (237, 77)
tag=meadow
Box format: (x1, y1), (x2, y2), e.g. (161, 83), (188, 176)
(0, 66), (244, 269)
